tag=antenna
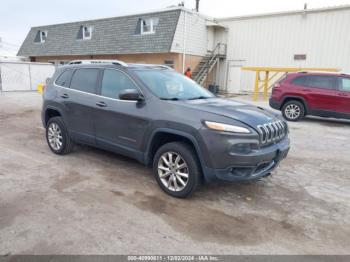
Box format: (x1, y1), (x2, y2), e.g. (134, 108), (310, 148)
(195, 0), (200, 12)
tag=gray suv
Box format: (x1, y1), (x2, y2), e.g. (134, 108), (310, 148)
(42, 60), (290, 198)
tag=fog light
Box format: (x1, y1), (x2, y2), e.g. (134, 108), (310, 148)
(231, 143), (252, 154)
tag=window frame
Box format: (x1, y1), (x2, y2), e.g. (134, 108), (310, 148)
(54, 69), (74, 88)
(291, 76), (308, 87)
(82, 26), (92, 40)
(98, 68), (144, 101)
(141, 18), (156, 35)
(40, 31), (48, 43)
(305, 75), (337, 90)
(292, 75), (337, 90)
(69, 68), (101, 94)
(338, 76), (350, 93)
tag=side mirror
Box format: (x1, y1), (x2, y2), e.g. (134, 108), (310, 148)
(119, 89), (144, 101)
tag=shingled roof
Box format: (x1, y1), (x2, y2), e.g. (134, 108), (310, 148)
(17, 9), (181, 57)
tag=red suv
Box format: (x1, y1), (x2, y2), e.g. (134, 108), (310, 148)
(269, 72), (350, 121)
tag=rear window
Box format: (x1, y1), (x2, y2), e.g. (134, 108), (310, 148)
(292, 75), (335, 89)
(55, 70), (73, 88)
(291, 76), (308, 86)
(70, 69), (100, 94)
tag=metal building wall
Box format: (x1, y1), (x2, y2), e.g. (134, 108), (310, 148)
(219, 7), (350, 93)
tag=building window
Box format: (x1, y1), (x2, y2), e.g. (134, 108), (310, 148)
(40, 31), (47, 43)
(83, 26), (93, 40)
(141, 18), (159, 34)
(164, 60), (174, 69)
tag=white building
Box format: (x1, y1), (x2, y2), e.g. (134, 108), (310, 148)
(217, 5), (350, 93)
(17, 5), (350, 94)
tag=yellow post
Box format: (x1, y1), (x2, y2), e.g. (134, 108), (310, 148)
(242, 67), (340, 101)
(253, 71), (260, 101)
(263, 71), (269, 100)
(37, 83), (44, 94)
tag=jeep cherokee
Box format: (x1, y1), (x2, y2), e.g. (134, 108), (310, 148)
(270, 72), (350, 121)
(42, 60), (290, 198)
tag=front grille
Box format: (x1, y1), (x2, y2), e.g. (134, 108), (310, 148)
(257, 120), (287, 145)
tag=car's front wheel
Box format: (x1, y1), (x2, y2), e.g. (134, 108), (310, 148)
(282, 100), (305, 121)
(46, 117), (74, 155)
(153, 142), (201, 198)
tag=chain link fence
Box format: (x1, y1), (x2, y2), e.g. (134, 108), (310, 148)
(0, 61), (55, 92)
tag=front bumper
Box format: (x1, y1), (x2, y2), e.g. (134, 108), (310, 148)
(202, 137), (290, 182)
(269, 98), (282, 110)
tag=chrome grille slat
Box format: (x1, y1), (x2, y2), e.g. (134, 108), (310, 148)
(257, 120), (286, 146)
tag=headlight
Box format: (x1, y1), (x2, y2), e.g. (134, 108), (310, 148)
(204, 121), (250, 134)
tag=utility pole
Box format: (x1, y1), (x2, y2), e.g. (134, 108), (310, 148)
(195, 0), (200, 12)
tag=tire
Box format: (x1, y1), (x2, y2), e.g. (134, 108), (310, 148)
(153, 142), (201, 198)
(46, 116), (74, 155)
(282, 100), (305, 122)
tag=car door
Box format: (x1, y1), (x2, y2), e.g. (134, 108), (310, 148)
(58, 68), (101, 145)
(335, 76), (350, 114)
(301, 75), (338, 112)
(94, 68), (150, 160)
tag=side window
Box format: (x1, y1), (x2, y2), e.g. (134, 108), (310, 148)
(70, 69), (100, 94)
(101, 69), (137, 99)
(306, 76), (335, 89)
(55, 70), (73, 88)
(339, 78), (350, 92)
(291, 76), (308, 86)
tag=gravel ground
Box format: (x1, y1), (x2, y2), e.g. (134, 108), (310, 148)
(0, 92), (349, 255)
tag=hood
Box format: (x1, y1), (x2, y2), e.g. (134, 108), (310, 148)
(175, 98), (278, 128)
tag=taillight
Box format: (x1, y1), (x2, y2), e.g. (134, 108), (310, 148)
(274, 82), (281, 89)
(272, 82), (281, 92)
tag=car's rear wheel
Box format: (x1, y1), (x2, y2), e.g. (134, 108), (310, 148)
(46, 117), (74, 155)
(282, 100), (305, 121)
(153, 142), (201, 198)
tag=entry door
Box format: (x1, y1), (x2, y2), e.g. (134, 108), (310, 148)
(57, 68), (100, 145)
(301, 75), (338, 112)
(94, 69), (150, 159)
(227, 65), (242, 94)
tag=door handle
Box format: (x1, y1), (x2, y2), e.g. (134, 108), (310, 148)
(96, 101), (107, 107)
(60, 93), (69, 99)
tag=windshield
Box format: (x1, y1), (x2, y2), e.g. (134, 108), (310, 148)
(134, 70), (214, 100)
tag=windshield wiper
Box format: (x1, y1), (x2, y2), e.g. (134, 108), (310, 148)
(187, 96), (211, 100)
(159, 97), (180, 101)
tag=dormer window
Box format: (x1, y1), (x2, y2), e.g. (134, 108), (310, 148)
(141, 18), (159, 35)
(83, 26), (92, 40)
(40, 31), (47, 43)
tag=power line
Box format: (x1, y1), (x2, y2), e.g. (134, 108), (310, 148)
(0, 37), (21, 49)
(2, 41), (20, 48)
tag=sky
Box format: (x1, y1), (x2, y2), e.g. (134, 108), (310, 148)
(1, 0), (350, 55)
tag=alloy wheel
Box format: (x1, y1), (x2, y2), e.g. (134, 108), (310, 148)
(48, 123), (63, 151)
(285, 104), (301, 120)
(158, 152), (189, 192)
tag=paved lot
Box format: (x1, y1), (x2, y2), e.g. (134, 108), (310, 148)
(0, 92), (350, 255)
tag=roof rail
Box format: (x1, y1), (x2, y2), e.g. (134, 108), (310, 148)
(128, 63), (174, 70)
(68, 60), (128, 67)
